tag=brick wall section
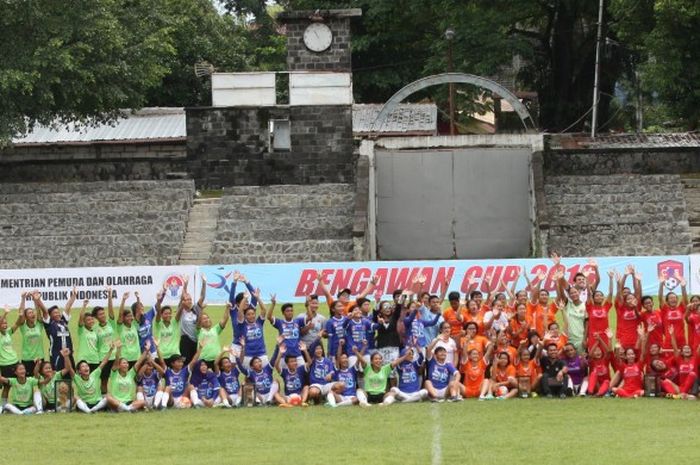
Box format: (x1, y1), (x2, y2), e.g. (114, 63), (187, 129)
(186, 106), (355, 188)
(543, 148), (700, 176)
(285, 18), (352, 71)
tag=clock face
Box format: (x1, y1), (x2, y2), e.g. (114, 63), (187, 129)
(303, 22), (333, 53)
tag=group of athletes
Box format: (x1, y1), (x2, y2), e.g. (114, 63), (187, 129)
(1, 255), (699, 414)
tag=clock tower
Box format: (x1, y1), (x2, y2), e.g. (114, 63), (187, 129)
(278, 9), (362, 72)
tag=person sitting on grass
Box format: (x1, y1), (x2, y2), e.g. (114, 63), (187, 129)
(306, 343), (336, 405)
(237, 337), (280, 406)
(106, 340), (150, 412)
(355, 350), (394, 406)
(189, 359), (225, 408)
(662, 325), (698, 399)
(36, 348), (74, 413)
(73, 343), (115, 413)
(514, 340), (542, 398)
(424, 339), (462, 402)
(611, 326), (647, 398)
(274, 340), (310, 407)
(587, 330), (613, 397)
(326, 339), (369, 407)
(488, 352), (518, 400)
(539, 343), (569, 398)
(0, 362), (41, 415)
(214, 348), (241, 408)
(159, 342), (202, 409)
(384, 347), (428, 404)
(136, 341), (166, 410)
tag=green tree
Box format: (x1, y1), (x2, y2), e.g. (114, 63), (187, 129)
(0, 0), (175, 141)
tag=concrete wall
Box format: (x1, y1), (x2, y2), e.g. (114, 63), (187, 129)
(186, 106), (355, 188)
(285, 18), (352, 71)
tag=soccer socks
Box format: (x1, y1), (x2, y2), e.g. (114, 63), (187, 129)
(190, 390), (204, 408)
(154, 391), (164, 409)
(160, 392), (170, 409)
(221, 397), (232, 408)
(680, 373), (697, 394)
(117, 402), (131, 412)
(136, 392), (146, 402)
(3, 403), (22, 415)
(76, 399), (92, 413)
(90, 397), (108, 413)
(596, 381), (610, 397)
(336, 398), (354, 407)
(356, 390), (369, 406)
(661, 379), (678, 395)
(33, 391), (43, 412)
(326, 392), (337, 407)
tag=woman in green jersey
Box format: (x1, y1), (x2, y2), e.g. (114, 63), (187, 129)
(73, 342), (115, 413)
(0, 361), (41, 415)
(35, 348), (73, 412)
(17, 292), (45, 375)
(117, 292), (141, 368)
(94, 288), (117, 393)
(0, 303), (21, 409)
(155, 304), (181, 365)
(197, 310), (229, 369)
(78, 299), (101, 372)
(106, 340), (148, 412)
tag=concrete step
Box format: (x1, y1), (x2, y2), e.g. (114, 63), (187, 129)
(209, 252), (355, 264)
(178, 197), (221, 265)
(224, 184), (352, 196)
(0, 179), (194, 195)
(210, 239), (353, 256)
(545, 191), (685, 205)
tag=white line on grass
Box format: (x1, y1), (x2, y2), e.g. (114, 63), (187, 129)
(431, 404), (442, 465)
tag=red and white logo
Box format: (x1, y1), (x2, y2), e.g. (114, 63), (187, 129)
(657, 260), (684, 291)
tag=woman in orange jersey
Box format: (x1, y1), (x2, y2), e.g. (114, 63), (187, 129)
(487, 352), (518, 400)
(514, 341), (542, 398)
(460, 344), (494, 399)
(508, 303), (533, 348)
(460, 322), (491, 360)
(543, 321), (568, 355)
(524, 269), (553, 338)
(443, 292), (469, 343)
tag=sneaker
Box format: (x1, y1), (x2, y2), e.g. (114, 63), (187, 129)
(359, 402), (371, 408)
(278, 403), (293, 408)
(496, 395), (506, 400)
(520, 393), (529, 399)
(326, 393), (336, 407)
(478, 395), (486, 401)
(301, 402), (309, 407)
(531, 392), (538, 398)
(559, 393), (567, 399)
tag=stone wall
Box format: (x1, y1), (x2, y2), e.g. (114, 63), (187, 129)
(0, 180), (194, 269)
(186, 106), (355, 188)
(0, 142), (187, 182)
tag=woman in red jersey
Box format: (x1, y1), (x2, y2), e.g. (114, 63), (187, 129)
(587, 330), (613, 397)
(658, 272), (688, 349)
(612, 325), (647, 398)
(685, 296), (700, 354)
(665, 325), (698, 399)
(640, 294), (664, 351)
(615, 269), (642, 350)
(585, 271), (614, 351)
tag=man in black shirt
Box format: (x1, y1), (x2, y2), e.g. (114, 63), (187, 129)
(540, 343), (569, 398)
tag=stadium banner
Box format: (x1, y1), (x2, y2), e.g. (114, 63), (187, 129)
(199, 255), (691, 304)
(691, 255), (700, 295)
(0, 266), (198, 307)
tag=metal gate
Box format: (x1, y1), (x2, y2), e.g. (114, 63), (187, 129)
(375, 147), (532, 259)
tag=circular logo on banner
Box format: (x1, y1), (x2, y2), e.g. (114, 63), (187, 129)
(164, 274), (185, 298)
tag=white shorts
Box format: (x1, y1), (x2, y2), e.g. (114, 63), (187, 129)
(310, 382), (334, 396)
(340, 395), (356, 403)
(145, 396), (156, 408)
(432, 387), (448, 399)
(172, 396), (187, 408)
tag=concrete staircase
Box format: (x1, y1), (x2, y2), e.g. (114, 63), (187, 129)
(682, 176), (700, 253)
(210, 184), (355, 264)
(544, 174), (692, 256)
(178, 197), (221, 264)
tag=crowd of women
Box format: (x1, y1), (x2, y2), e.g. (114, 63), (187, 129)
(1, 256), (699, 414)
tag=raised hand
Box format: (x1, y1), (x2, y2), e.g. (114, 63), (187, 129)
(121, 292), (130, 301)
(299, 341), (307, 352)
(60, 347), (71, 357)
(607, 269), (615, 278)
(201, 274), (207, 284)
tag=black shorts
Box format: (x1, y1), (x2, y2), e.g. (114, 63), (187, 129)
(100, 363), (113, 382)
(180, 337), (198, 365)
(0, 363), (17, 378)
(367, 392), (385, 404)
(45, 402), (57, 411)
(22, 359), (40, 375)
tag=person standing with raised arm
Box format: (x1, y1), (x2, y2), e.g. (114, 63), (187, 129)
(117, 292), (141, 369)
(179, 275), (207, 364)
(36, 287), (75, 372)
(0, 303), (21, 410)
(155, 284), (181, 366)
(94, 287), (117, 393)
(585, 270), (614, 351)
(659, 270), (689, 349)
(77, 299), (101, 373)
(17, 292), (45, 376)
(555, 268), (587, 353)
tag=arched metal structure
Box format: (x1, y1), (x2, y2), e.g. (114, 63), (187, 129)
(369, 72), (536, 133)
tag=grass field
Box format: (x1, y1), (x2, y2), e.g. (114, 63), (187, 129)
(2, 398), (698, 465)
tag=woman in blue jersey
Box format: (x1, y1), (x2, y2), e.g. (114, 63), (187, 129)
(214, 348), (241, 408)
(237, 337), (279, 406)
(306, 343), (336, 404)
(274, 341), (310, 407)
(136, 341), (166, 410)
(326, 339), (369, 407)
(425, 339), (463, 402)
(383, 347), (428, 404)
(235, 289), (271, 368)
(159, 343), (202, 409)
(323, 301), (348, 359)
(189, 359), (225, 408)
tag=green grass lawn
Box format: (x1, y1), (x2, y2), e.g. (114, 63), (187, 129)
(2, 398), (698, 465)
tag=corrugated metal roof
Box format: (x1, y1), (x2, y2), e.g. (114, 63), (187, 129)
(352, 103), (438, 135)
(551, 133), (700, 150)
(12, 108), (186, 145)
